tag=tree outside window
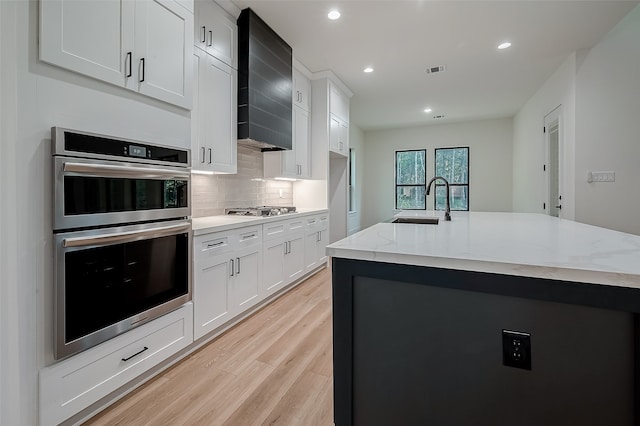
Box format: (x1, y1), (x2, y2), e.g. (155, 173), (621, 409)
(395, 150), (426, 209)
(434, 147), (469, 211)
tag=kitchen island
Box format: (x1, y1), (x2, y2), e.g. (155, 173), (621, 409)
(326, 212), (640, 426)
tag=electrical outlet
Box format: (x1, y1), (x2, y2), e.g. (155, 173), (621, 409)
(502, 330), (531, 370)
(587, 171), (615, 183)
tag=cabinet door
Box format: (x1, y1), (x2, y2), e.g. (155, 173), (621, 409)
(330, 115), (341, 153)
(134, 0), (193, 108)
(194, 254), (232, 340)
(330, 85), (349, 123)
(293, 68), (310, 112)
(316, 227), (329, 265)
(201, 0), (237, 68)
(40, 0), (134, 87)
(192, 50), (205, 169)
(294, 106), (310, 178)
(285, 234), (305, 283)
(304, 230), (319, 272)
(200, 54), (237, 173)
(339, 120), (349, 155)
(262, 239), (286, 296)
(232, 247), (261, 312)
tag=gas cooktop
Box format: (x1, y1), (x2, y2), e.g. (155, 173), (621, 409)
(225, 206), (297, 216)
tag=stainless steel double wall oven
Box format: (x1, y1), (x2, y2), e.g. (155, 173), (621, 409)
(52, 127), (192, 359)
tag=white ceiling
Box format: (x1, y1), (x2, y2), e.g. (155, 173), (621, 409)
(229, 0), (638, 131)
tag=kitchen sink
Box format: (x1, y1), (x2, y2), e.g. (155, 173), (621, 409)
(391, 217), (439, 225)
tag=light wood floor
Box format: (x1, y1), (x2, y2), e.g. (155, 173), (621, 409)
(85, 267), (334, 426)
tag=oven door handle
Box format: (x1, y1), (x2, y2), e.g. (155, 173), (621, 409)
(63, 223), (191, 248)
(63, 162), (190, 179)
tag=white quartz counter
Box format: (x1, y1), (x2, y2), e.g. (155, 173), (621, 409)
(326, 211), (640, 288)
(192, 208), (329, 235)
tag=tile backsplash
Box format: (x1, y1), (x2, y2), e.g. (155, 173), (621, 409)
(192, 145), (293, 217)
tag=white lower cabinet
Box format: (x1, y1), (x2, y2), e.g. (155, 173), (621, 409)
(193, 225), (261, 340)
(39, 303), (194, 426)
(262, 217), (306, 297)
(304, 213), (329, 272)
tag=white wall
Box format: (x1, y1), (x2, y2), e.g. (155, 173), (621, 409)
(574, 5), (640, 235)
(1, 1), (192, 423)
(362, 118), (513, 228)
(1, 2), (21, 424)
(512, 53), (576, 219)
(347, 124), (364, 234)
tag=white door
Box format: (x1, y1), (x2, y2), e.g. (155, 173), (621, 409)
(134, 0), (193, 108)
(294, 107), (310, 177)
(285, 234), (305, 283)
(39, 0), (134, 86)
(201, 55), (237, 173)
(544, 106), (562, 218)
(304, 230), (319, 272)
(194, 255), (231, 340)
(262, 239), (286, 295)
(232, 248), (261, 312)
(316, 227), (329, 264)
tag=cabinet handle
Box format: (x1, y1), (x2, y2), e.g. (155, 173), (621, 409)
(201, 26), (206, 43)
(230, 259), (234, 277)
(236, 257), (240, 275)
(208, 148), (212, 164)
(283, 242), (287, 255)
(139, 58), (145, 82)
(200, 147), (205, 164)
(206, 241), (224, 248)
(122, 346), (148, 362)
(317, 231), (320, 242)
(242, 233), (256, 240)
(208, 30), (213, 47)
(125, 52), (132, 78)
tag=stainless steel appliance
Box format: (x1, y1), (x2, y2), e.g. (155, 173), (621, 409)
(52, 127), (192, 360)
(225, 206), (296, 216)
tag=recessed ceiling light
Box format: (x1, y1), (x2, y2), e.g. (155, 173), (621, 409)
(363, 67), (374, 73)
(423, 108), (432, 113)
(328, 10), (340, 20)
(498, 42), (512, 50)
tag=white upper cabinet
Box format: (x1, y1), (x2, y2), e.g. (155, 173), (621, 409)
(192, 48), (237, 173)
(264, 66), (311, 179)
(194, 0), (237, 68)
(293, 68), (311, 112)
(330, 84), (350, 123)
(134, 0), (193, 108)
(40, 0), (193, 109)
(40, 0), (135, 87)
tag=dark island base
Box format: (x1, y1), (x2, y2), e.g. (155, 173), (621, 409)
(332, 258), (640, 426)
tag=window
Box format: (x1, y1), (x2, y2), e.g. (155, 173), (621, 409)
(395, 150), (426, 209)
(434, 147), (469, 211)
(348, 148), (356, 212)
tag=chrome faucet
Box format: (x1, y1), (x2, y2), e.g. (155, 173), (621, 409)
(425, 176), (451, 221)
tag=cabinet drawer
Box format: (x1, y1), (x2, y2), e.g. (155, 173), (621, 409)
(40, 303), (194, 426)
(263, 222), (286, 241)
(197, 233), (232, 257)
(235, 226), (262, 249)
(287, 218), (305, 232)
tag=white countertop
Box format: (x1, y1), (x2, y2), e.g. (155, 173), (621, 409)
(192, 208), (328, 235)
(326, 211), (640, 288)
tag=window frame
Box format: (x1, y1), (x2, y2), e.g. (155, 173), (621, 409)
(434, 146), (470, 212)
(395, 149), (427, 210)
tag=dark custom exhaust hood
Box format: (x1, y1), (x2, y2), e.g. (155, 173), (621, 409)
(237, 8), (292, 151)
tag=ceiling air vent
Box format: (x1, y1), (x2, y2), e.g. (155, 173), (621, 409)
(426, 65), (446, 74)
